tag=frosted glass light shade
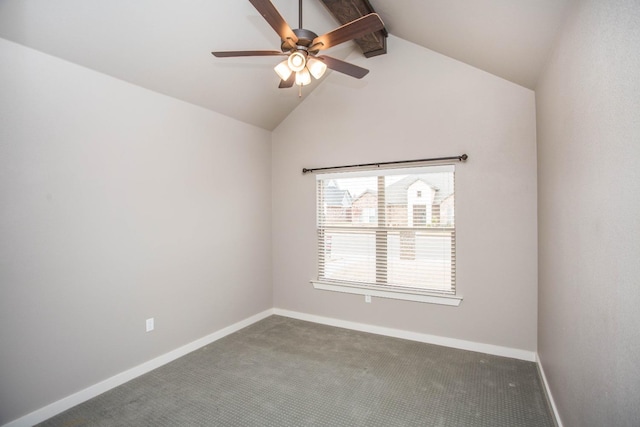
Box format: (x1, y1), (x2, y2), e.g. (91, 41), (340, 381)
(288, 51), (306, 72)
(274, 60), (292, 81)
(295, 68), (311, 86)
(307, 57), (327, 79)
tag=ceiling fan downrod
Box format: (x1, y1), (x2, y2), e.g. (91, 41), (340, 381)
(299, 0), (303, 29)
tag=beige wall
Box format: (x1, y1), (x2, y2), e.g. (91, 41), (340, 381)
(536, 1), (640, 425)
(0, 39), (272, 424)
(272, 36), (538, 353)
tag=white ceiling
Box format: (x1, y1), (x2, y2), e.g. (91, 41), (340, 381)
(0, 0), (571, 130)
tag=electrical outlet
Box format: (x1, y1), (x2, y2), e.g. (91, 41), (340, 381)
(365, 295), (372, 303)
(146, 318), (154, 332)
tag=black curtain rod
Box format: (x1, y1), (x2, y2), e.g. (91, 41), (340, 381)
(302, 154), (468, 174)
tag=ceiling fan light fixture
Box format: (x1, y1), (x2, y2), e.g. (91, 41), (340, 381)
(274, 60), (292, 81)
(288, 51), (307, 72)
(295, 68), (311, 86)
(306, 57), (327, 79)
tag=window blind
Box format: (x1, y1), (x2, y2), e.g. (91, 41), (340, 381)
(316, 165), (455, 294)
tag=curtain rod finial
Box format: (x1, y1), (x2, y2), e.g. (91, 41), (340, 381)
(461, 154), (468, 161)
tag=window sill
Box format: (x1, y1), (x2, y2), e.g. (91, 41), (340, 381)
(311, 281), (463, 306)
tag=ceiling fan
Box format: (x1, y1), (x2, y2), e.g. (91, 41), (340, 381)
(212, 0), (385, 91)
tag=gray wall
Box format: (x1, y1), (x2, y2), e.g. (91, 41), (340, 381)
(0, 39), (272, 424)
(272, 36), (539, 353)
(536, 1), (640, 426)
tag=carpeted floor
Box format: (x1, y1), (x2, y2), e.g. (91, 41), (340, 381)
(38, 316), (554, 426)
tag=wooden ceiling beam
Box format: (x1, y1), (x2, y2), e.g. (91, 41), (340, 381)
(319, 0), (388, 57)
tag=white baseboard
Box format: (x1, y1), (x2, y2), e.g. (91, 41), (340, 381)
(3, 309), (274, 427)
(536, 354), (564, 427)
(273, 308), (537, 362)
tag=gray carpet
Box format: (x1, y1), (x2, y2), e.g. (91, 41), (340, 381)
(38, 316), (554, 426)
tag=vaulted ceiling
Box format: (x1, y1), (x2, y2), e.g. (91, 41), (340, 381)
(0, 0), (571, 130)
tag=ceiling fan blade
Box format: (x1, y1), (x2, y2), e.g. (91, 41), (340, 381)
(211, 50), (286, 58)
(249, 0), (298, 48)
(279, 73), (295, 88)
(315, 55), (369, 79)
(310, 13), (384, 51)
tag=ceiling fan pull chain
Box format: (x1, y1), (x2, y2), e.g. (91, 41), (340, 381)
(298, 84), (302, 98)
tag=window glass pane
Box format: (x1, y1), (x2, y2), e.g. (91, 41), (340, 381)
(384, 172), (454, 228)
(387, 230), (453, 291)
(320, 230), (376, 284)
(320, 177), (377, 227)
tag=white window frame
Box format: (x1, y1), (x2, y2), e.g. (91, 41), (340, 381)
(311, 165), (462, 306)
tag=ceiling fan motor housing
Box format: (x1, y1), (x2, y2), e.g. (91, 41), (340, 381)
(281, 28), (320, 54)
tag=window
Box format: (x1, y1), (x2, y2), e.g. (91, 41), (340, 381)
(313, 166), (459, 305)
